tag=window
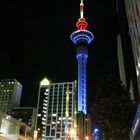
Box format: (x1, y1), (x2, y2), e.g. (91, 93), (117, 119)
(56, 133), (60, 138)
(46, 125), (50, 135)
(51, 129), (55, 136)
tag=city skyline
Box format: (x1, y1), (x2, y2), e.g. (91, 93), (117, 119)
(1, 0), (140, 139)
(1, 0), (118, 107)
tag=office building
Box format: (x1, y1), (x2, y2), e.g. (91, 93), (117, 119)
(122, 0), (140, 139)
(0, 79), (22, 114)
(12, 107), (37, 129)
(36, 78), (77, 140)
(116, 0), (139, 104)
(124, 0), (140, 97)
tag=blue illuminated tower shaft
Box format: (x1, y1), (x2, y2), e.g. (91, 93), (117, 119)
(76, 46), (88, 114)
(70, 23), (94, 114)
(70, 0), (94, 114)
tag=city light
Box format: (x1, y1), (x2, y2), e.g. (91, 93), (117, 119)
(93, 127), (100, 140)
(94, 128), (99, 133)
(80, 0), (84, 18)
(33, 130), (38, 140)
(85, 136), (89, 140)
(69, 128), (76, 136)
(40, 78), (50, 86)
(70, 30), (94, 44)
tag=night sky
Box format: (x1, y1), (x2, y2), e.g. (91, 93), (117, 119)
(1, 0), (118, 108)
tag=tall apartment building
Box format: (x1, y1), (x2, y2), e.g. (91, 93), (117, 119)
(36, 78), (77, 140)
(122, 0), (140, 139)
(116, 0), (139, 104)
(0, 79), (22, 114)
(124, 0), (140, 97)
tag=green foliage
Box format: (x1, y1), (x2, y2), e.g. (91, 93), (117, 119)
(92, 75), (136, 140)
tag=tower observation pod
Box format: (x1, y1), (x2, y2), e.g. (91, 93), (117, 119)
(70, 0), (94, 114)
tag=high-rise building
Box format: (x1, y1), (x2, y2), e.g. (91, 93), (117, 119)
(70, 0), (94, 115)
(124, 0), (140, 97)
(122, 0), (140, 139)
(116, 0), (139, 104)
(0, 79), (22, 114)
(36, 78), (77, 140)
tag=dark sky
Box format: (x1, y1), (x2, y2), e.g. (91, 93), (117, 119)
(1, 0), (118, 107)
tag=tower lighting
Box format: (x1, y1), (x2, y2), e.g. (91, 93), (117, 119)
(70, 0), (94, 114)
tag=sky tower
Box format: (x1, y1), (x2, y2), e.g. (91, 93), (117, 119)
(70, 0), (94, 114)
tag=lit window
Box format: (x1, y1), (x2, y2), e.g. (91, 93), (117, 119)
(37, 114), (41, 117)
(52, 114), (57, 116)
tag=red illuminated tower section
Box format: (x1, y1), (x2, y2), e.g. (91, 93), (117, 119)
(70, 0), (94, 114)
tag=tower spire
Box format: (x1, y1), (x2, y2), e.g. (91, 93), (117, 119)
(80, 0), (84, 18)
(76, 0), (88, 30)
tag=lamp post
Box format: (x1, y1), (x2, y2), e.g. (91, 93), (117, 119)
(34, 78), (50, 140)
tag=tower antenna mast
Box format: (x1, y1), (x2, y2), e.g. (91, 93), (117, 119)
(80, 0), (84, 18)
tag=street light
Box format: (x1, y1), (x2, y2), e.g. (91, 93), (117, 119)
(68, 128), (77, 140)
(85, 136), (89, 140)
(69, 128), (76, 136)
(33, 130), (38, 140)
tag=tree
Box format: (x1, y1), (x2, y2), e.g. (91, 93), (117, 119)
(92, 75), (136, 140)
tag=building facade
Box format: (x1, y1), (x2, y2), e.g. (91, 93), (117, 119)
(36, 79), (77, 140)
(116, 0), (139, 104)
(0, 111), (34, 140)
(12, 107), (37, 129)
(124, 0), (140, 97)
(0, 79), (22, 114)
(130, 102), (140, 140)
(122, 0), (140, 139)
